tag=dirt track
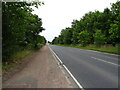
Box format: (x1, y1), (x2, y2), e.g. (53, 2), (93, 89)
(3, 45), (72, 88)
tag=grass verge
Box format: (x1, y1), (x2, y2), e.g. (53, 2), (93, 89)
(2, 50), (34, 71)
(55, 44), (119, 55)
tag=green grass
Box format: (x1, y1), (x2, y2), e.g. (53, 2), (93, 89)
(3, 50), (34, 71)
(0, 63), (2, 70)
(2, 64), (13, 71)
(55, 44), (119, 55)
(11, 50), (33, 61)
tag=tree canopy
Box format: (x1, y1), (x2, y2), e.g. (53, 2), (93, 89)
(2, 2), (46, 62)
(52, 1), (120, 46)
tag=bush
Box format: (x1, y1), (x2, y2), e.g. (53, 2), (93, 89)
(94, 30), (106, 47)
(78, 31), (91, 46)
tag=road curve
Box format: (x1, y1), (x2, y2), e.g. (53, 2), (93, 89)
(49, 45), (119, 88)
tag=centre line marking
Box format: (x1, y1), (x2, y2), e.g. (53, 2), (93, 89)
(91, 57), (118, 66)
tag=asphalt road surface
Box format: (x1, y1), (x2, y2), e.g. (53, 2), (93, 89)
(49, 45), (119, 88)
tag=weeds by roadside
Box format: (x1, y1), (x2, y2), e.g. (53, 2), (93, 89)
(2, 50), (34, 71)
(54, 44), (119, 55)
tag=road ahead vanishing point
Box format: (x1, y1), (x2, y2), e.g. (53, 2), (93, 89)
(49, 45), (119, 88)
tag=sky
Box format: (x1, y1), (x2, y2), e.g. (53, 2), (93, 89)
(32, 0), (117, 42)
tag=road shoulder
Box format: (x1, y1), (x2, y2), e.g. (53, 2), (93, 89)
(3, 45), (73, 88)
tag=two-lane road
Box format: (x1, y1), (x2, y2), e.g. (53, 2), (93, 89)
(49, 45), (119, 88)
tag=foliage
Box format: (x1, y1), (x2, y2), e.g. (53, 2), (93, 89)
(94, 30), (106, 47)
(109, 24), (120, 45)
(2, 2), (46, 62)
(52, 1), (120, 47)
(61, 28), (72, 44)
(78, 31), (90, 46)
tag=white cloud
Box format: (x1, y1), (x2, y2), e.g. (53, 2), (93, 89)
(32, 0), (117, 41)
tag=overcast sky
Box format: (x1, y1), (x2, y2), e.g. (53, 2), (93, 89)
(32, 0), (117, 42)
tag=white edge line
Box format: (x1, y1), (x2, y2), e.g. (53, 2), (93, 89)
(48, 45), (84, 89)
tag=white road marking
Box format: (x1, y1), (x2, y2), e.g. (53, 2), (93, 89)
(48, 46), (63, 64)
(48, 45), (84, 89)
(84, 49), (120, 56)
(91, 57), (119, 66)
(80, 49), (118, 60)
(63, 64), (84, 89)
(100, 55), (118, 61)
(49, 46), (73, 86)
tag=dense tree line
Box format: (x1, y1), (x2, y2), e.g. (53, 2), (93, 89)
(52, 1), (120, 47)
(2, 2), (46, 62)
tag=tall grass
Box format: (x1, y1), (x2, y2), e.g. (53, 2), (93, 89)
(55, 44), (119, 55)
(11, 50), (33, 61)
(2, 50), (33, 71)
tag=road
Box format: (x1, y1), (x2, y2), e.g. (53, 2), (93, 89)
(49, 45), (119, 88)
